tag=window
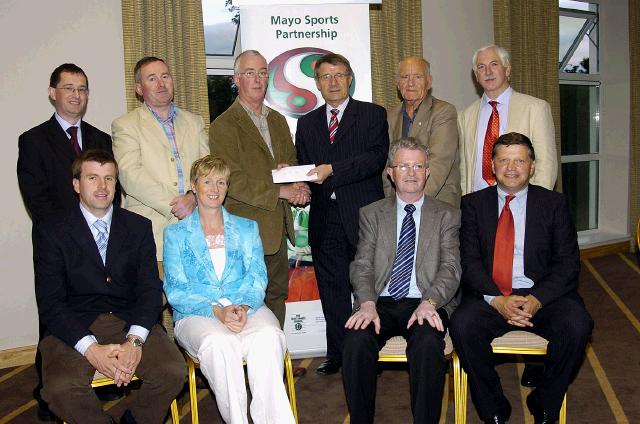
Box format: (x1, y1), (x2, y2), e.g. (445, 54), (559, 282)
(559, 0), (600, 232)
(203, 0), (240, 122)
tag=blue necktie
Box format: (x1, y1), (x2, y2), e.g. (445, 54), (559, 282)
(388, 204), (416, 300)
(93, 219), (108, 265)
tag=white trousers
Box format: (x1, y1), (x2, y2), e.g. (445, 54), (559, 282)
(175, 307), (295, 424)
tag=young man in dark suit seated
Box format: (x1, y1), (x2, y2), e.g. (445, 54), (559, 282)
(33, 150), (186, 424)
(450, 132), (593, 424)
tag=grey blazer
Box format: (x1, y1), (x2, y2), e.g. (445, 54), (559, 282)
(349, 195), (461, 316)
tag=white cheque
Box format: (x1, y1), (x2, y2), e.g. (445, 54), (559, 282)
(272, 164), (318, 183)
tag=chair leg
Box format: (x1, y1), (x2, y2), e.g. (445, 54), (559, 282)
(284, 351), (298, 424)
(559, 393), (567, 424)
(452, 352), (467, 424)
(170, 398), (180, 423)
(186, 356), (199, 424)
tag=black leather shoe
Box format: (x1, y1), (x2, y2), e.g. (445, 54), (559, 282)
(315, 359), (341, 375)
(95, 385), (124, 401)
(521, 363), (545, 387)
(33, 387), (55, 422)
(483, 400), (511, 424)
(526, 391), (556, 424)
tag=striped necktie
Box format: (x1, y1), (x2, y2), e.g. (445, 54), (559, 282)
(328, 109), (339, 143)
(388, 204), (417, 300)
(93, 219), (108, 265)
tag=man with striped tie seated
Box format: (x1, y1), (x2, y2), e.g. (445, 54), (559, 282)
(342, 138), (461, 424)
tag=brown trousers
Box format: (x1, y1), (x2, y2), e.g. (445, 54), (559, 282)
(40, 314), (186, 424)
(264, 232), (290, 328)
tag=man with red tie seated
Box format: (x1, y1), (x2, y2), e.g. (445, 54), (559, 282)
(33, 150), (186, 423)
(450, 132), (593, 424)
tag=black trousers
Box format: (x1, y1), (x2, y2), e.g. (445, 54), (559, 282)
(342, 297), (449, 424)
(312, 200), (356, 361)
(449, 294), (593, 421)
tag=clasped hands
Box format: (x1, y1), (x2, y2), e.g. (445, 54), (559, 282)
(277, 164), (311, 206)
(491, 294), (542, 327)
(214, 304), (250, 333)
(344, 300), (444, 334)
(85, 340), (142, 387)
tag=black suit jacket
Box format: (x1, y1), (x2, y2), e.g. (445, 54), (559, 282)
(33, 206), (162, 348)
(295, 98), (389, 247)
(17, 115), (121, 223)
(460, 184), (580, 306)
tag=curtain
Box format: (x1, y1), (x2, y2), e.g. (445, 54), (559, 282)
(493, 0), (562, 191)
(369, 0), (423, 111)
(630, 0), (640, 252)
(121, 0), (210, 127)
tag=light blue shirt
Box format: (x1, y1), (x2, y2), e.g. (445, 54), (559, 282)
(54, 112), (83, 149)
(484, 186), (534, 305)
(380, 195), (424, 299)
(74, 203), (149, 355)
(473, 86), (513, 192)
(147, 102), (186, 195)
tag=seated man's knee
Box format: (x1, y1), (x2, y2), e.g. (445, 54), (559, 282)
(343, 328), (377, 357)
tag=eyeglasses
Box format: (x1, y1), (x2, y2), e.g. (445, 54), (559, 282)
(317, 73), (350, 82)
(390, 163), (428, 172)
(56, 86), (89, 95)
(237, 70), (269, 79)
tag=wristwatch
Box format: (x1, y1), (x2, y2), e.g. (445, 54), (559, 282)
(426, 298), (437, 308)
(127, 335), (144, 348)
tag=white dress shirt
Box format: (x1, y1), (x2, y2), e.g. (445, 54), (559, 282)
(55, 112), (83, 149)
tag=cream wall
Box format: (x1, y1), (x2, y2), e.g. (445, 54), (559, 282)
(422, 0), (494, 110)
(0, 0), (126, 351)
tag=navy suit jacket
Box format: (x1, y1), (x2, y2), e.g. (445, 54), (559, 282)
(459, 184), (581, 306)
(17, 114), (121, 223)
(295, 98), (389, 247)
(33, 205), (162, 348)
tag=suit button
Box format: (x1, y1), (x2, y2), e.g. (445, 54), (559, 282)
(173, 182), (178, 186)
(106, 276), (112, 284)
(171, 157), (175, 162)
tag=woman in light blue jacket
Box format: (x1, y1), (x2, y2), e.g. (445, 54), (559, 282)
(163, 156), (294, 424)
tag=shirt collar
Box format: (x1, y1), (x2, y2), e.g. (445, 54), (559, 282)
(79, 203), (114, 233)
(396, 194), (425, 212)
(54, 112), (81, 131)
(401, 100), (422, 120)
(239, 99), (269, 119)
(146, 102), (177, 124)
(326, 97), (350, 115)
(482, 85), (512, 107)
(496, 184), (528, 204)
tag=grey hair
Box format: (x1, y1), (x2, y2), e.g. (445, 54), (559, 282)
(233, 50), (266, 74)
(472, 45), (511, 70)
(387, 137), (430, 167)
(395, 56), (431, 80)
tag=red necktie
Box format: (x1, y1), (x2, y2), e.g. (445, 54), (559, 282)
(328, 109), (339, 144)
(67, 126), (81, 156)
(492, 194), (515, 296)
(482, 101), (499, 185)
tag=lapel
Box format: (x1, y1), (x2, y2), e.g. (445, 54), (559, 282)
(415, 196), (437, 274)
(46, 115), (77, 162)
(173, 106), (188, 154)
(139, 106), (173, 154)
(105, 208), (127, 270)
(523, 185), (538, 269)
(408, 96), (433, 140)
(231, 99), (274, 160)
(186, 209), (219, 283)
(466, 99), (482, 170)
(482, 186), (500, 266)
(505, 89), (522, 132)
(379, 197), (398, 278)
(69, 206), (105, 269)
(333, 97), (356, 144)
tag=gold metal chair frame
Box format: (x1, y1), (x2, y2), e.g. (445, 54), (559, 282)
(63, 372), (179, 424)
(377, 334), (461, 422)
(184, 350), (298, 424)
(454, 331), (567, 424)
